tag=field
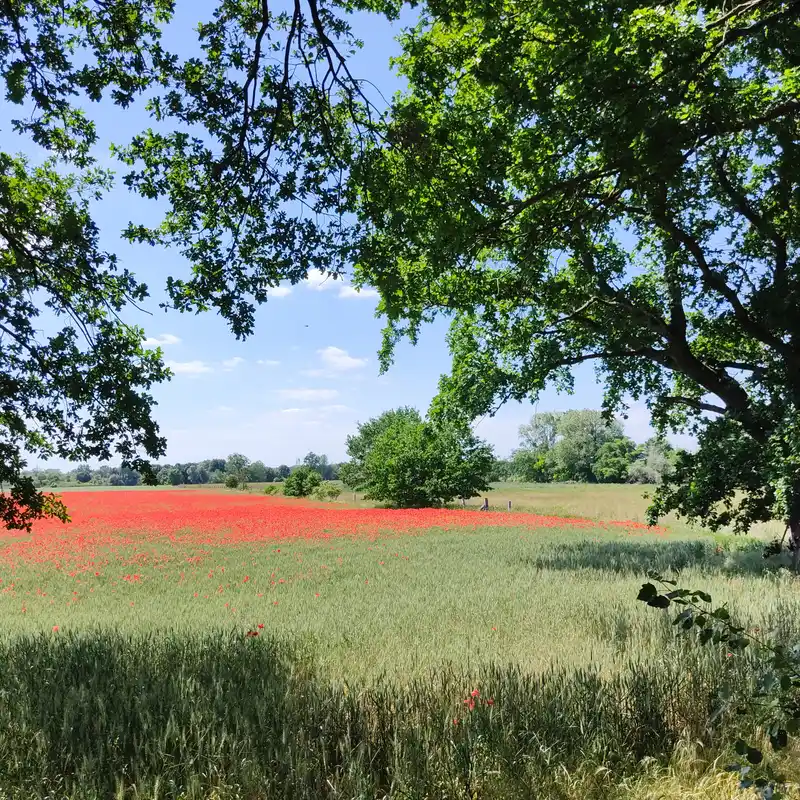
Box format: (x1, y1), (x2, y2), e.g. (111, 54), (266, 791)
(1, 486), (799, 799)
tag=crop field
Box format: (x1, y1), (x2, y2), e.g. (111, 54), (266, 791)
(1, 488), (799, 799)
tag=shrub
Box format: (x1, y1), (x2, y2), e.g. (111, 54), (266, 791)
(263, 485), (279, 496)
(313, 482), (341, 502)
(282, 466), (321, 497)
(224, 474), (239, 489)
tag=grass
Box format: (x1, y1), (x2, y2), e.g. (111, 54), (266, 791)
(0, 484), (798, 798)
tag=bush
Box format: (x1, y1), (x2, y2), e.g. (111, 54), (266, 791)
(313, 482), (341, 501)
(263, 485), (279, 496)
(224, 474), (239, 489)
(282, 466), (321, 497)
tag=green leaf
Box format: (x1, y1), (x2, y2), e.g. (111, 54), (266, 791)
(747, 748), (763, 765)
(637, 583), (658, 602)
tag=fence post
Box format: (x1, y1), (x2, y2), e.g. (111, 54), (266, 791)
(461, 498), (466, 508)
(507, 500), (512, 512)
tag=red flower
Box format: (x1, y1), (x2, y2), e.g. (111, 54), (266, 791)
(52, 625), (59, 632)
(257, 623), (264, 629)
(471, 689), (480, 698)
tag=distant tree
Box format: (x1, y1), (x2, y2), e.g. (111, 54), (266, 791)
(628, 438), (678, 485)
(593, 438), (637, 483)
(247, 461), (269, 482)
(165, 467), (184, 486)
(354, 411), (494, 507)
(118, 465), (141, 486)
(225, 453), (250, 485)
(108, 473), (124, 486)
(510, 448), (553, 483)
(487, 458), (513, 483)
(74, 465), (92, 484)
(202, 459), (227, 474)
(550, 411), (624, 483)
(283, 466), (322, 498)
(184, 463), (209, 485)
(276, 465), (291, 480)
(262, 466), (277, 483)
(224, 474), (240, 489)
(518, 412), (561, 452)
(302, 452), (332, 477)
(207, 469), (225, 484)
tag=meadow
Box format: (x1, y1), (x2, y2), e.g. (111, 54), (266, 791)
(0, 486), (798, 799)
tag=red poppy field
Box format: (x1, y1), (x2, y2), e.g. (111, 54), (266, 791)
(0, 488), (790, 799)
(0, 486), (735, 679)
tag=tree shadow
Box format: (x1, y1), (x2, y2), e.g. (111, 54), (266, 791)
(522, 537), (785, 576)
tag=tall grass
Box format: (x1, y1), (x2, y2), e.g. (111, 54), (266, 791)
(0, 624), (771, 800)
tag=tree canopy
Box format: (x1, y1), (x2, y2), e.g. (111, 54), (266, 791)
(342, 408), (494, 507)
(0, 0), (398, 529)
(353, 0), (800, 545)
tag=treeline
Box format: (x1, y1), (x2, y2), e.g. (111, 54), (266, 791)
(26, 452), (342, 489)
(28, 410), (675, 494)
(499, 410), (677, 485)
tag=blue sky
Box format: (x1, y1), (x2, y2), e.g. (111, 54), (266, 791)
(8, 1), (673, 469)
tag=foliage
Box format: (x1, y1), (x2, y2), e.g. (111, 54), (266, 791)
(638, 575), (800, 798)
(628, 439), (678, 485)
(510, 448), (553, 483)
(313, 481), (342, 502)
(276, 465), (291, 480)
(74, 465), (92, 484)
(593, 438), (638, 484)
(224, 474), (239, 489)
(225, 454), (250, 486)
(0, 0), (398, 529)
(246, 461), (269, 483)
(354, 0), (800, 547)
(348, 409), (493, 507)
(343, 407), (422, 490)
(263, 484), (279, 496)
(282, 466), (322, 498)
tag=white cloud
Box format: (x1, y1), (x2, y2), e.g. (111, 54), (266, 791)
(318, 346), (367, 372)
(280, 407), (303, 414)
(166, 360), (213, 375)
(338, 285), (379, 299)
(304, 269), (342, 291)
(143, 333), (181, 347)
(277, 388), (339, 402)
(222, 356), (245, 370)
(257, 359), (281, 366)
(268, 285), (292, 298)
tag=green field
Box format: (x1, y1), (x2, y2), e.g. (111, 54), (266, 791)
(1, 484), (798, 799)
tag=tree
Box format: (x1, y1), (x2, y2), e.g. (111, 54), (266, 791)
(73, 465), (92, 484)
(628, 439), (677, 485)
(549, 411), (623, 482)
(262, 466), (278, 483)
(0, 0), (382, 530)
(225, 454), (250, 486)
(593, 438), (637, 484)
(282, 466), (322, 498)
(510, 448), (553, 484)
(343, 408), (423, 490)
(185, 463), (209, 485)
(246, 461), (269, 483)
(354, 1), (800, 550)
(302, 452), (329, 476)
(346, 409), (493, 507)
(276, 465), (291, 481)
(518, 413), (560, 453)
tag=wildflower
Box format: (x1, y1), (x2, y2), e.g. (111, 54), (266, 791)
(257, 623), (264, 629)
(52, 625), (59, 632)
(471, 689), (480, 698)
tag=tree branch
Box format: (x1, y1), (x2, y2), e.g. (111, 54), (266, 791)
(713, 155), (788, 277)
(660, 395), (728, 415)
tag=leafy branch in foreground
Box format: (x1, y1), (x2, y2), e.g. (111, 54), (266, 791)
(638, 574), (800, 798)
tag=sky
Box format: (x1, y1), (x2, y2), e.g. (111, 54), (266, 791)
(6, 1), (682, 469)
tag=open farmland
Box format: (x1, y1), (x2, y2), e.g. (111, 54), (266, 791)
(0, 488), (799, 799)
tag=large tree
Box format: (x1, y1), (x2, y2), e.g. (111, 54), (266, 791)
(353, 1), (800, 553)
(0, 0), (397, 529)
(342, 408), (494, 507)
